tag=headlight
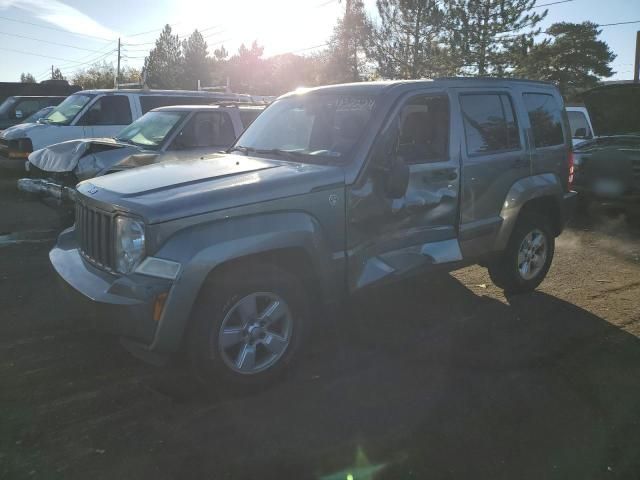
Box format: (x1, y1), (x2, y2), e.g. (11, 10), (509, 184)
(115, 216), (145, 274)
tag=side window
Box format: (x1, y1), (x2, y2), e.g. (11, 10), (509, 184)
(78, 95), (132, 126)
(523, 93), (564, 148)
(567, 111), (592, 138)
(460, 93), (520, 155)
(15, 99), (41, 118)
(174, 112), (236, 149)
(397, 95), (450, 164)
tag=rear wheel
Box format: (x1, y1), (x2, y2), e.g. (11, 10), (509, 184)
(488, 213), (555, 294)
(187, 263), (309, 389)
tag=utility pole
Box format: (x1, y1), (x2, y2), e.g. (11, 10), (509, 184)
(51, 64), (53, 80)
(634, 31), (640, 83)
(115, 37), (121, 88)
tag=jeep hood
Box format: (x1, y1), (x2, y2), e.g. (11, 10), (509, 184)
(583, 84), (640, 137)
(78, 153), (346, 224)
(28, 138), (151, 178)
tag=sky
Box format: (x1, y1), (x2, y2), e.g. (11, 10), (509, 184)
(0, 0), (638, 83)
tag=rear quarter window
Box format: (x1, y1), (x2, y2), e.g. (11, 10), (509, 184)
(523, 93), (565, 148)
(460, 93), (520, 156)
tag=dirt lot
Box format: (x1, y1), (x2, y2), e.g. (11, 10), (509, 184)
(1, 173), (640, 480)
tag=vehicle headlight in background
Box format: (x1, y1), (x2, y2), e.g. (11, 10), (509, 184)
(115, 216), (145, 274)
(7, 138), (33, 158)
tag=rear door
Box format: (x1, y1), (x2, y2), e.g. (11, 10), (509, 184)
(453, 89), (528, 256)
(347, 90), (462, 290)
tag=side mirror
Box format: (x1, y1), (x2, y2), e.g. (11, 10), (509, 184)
(574, 127), (587, 138)
(385, 156), (410, 199)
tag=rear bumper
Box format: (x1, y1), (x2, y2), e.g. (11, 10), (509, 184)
(50, 228), (173, 349)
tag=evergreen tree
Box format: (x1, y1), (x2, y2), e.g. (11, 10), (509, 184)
(445, 0), (547, 75)
(51, 67), (65, 80)
(511, 22), (616, 99)
(325, 0), (372, 83)
(369, 0), (449, 79)
(182, 29), (211, 89)
(143, 24), (184, 89)
(20, 72), (36, 83)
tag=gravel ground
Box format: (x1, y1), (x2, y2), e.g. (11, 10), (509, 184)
(1, 174), (639, 480)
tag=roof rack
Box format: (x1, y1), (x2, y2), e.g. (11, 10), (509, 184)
(211, 100), (272, 107)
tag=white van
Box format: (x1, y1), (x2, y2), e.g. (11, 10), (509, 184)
(0, 89), (236, 163)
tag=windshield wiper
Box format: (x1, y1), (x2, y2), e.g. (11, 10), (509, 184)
(228, 145), (251, 155)
(251, 148), (308, 161)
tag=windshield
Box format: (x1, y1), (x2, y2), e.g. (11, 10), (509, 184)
(233, 93), (377, 163)
(115, 111), (186, 150)
(44, 94), (94, 125)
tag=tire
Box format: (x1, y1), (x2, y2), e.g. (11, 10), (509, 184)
(488, 213), (555, 295)
(187, 263), (309, 390)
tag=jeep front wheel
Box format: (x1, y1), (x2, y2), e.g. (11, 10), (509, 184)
(188, 264), (308, 389)
(488, 213), (555, 294)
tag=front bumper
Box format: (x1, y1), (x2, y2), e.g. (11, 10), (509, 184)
(50, 228), (174, 348)
(17, 177), (77, 203)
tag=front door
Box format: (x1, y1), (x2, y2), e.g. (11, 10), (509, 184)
(77, 94), (133, 139)
(347, 91), (461, 291)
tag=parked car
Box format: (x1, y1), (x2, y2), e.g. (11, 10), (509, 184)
(0, 89), (239, 163)
(18, 104), (264, 206)
(566, 105), (595, 147)
(50, 79), (576, 387)
(572, 83), (640, 219)
(0, 96), (65, 130)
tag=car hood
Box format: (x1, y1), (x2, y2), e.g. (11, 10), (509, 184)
(583, 84), (640, 137)
(77, 153), (346, 224)
(0, 121), (46, 140)
(28, 137), (147, 177)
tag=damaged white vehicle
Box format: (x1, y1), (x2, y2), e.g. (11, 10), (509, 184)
(18, 103), (264, 208)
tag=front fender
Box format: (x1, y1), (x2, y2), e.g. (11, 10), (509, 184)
(148, 211), (342, 352)
(494, 173), (564, 250)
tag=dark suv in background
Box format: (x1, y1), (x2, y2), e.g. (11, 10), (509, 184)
(50, 79), (576, 388)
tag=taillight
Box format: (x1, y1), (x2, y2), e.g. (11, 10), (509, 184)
(568, 150), (574, 190)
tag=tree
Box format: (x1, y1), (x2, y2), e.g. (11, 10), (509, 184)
(225, 41), (267, 93)
(182, 29), (211, 89)
(369, 0), (450, 79)
(324, 0), (372, 83)
(20, 72), (36, 83)
(444, 0), (547, 75)
(511, 22), (616, 99)
(51, 67), (65, 80)
(71, 62), (141, 89)
(143, 24), (184, 89)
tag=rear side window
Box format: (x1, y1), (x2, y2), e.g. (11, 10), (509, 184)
(397, 95), (450, 164)
(523, 93), (564, 148)
(78, 95), (132, 126)
(140, 96), (213, 114)
(460, 93), (520, 155)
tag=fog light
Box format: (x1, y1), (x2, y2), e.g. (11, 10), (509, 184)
(153, 292), (169, 322)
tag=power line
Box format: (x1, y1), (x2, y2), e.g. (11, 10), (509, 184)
(0, 30), (113, 53)
(0, 14), (114, 42)
(534, 0), (576, 7)
(598, 19), (640, 27)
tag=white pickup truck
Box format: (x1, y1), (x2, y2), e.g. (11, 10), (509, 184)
(566, 106), (596, 147)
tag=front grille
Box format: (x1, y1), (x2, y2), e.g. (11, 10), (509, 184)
(76, 201), (115, 270)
